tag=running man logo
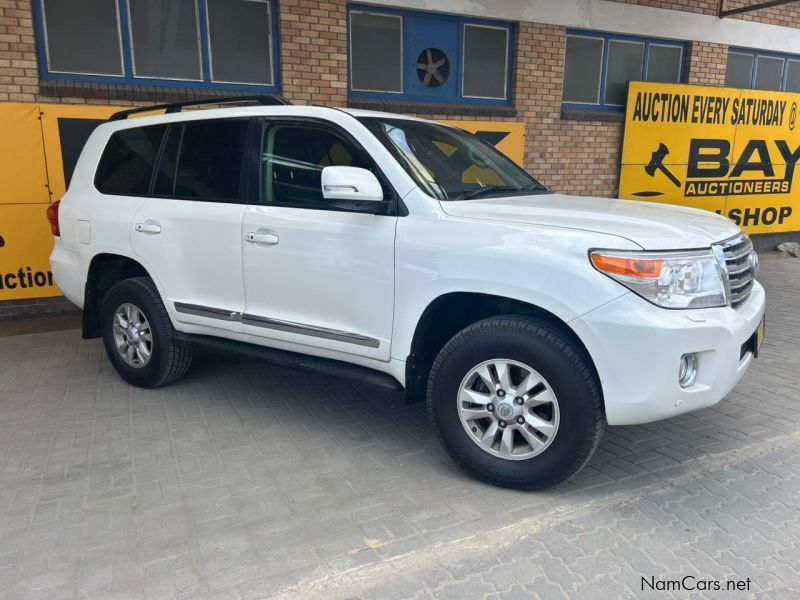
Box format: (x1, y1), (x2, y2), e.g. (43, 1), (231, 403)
(620, 82), (800, 234)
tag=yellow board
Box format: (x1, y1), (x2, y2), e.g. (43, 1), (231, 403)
(619, 82), (800, 234)
(0, 204), (59, 300)
(0, 103), (49, 205)
(441, 121), (526, 166)
(1, 102), (121, 300)
(40, 104), (120, 201)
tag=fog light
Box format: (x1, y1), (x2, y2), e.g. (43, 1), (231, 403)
(679, 353), (698, 388)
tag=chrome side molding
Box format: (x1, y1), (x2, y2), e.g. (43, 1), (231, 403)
(173, 303), (380, 348)
(174, 302), (239, 321)
(241, 313), (380, 348)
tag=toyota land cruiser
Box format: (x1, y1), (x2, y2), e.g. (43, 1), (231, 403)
(49, 97), (766, 490)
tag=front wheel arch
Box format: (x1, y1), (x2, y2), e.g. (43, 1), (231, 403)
(405, 292), (602, 410)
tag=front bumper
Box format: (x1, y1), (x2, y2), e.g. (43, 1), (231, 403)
(571, 281), (766, 425)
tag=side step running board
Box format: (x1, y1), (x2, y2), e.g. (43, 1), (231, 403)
(176, 333), (404, 392)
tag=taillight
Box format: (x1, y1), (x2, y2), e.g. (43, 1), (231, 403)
(46, 200), (61, 237)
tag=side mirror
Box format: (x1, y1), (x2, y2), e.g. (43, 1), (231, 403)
(321, 166), (384, 203)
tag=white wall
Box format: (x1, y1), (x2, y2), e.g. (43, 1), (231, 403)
(363, 0), (800, 55)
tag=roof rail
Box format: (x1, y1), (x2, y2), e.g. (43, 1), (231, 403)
(108, 95), (291, 121)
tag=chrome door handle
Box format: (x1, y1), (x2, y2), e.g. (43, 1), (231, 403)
(245, 232), (279, 245)
(135, 222), (162, 234)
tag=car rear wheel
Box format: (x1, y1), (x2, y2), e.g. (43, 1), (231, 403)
(101, 277), (193, 388)
(427, 316), (604, 490)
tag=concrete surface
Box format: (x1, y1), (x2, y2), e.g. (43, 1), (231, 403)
(0, 253), (798, 600)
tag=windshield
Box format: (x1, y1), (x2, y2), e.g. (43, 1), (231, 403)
(359, 117), (548, 201)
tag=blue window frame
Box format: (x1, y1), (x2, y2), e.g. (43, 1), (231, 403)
(725, 48), (800, 93)
(347, 4), (514, 106)
(562, 30), (686, 112)
(32, 0), (281, 93)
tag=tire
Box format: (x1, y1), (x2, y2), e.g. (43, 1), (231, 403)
(427, 316), (604, 490)
(100, 277), (193, 388)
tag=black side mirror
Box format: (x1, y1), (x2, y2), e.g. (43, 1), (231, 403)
(0, 234), (5, 248)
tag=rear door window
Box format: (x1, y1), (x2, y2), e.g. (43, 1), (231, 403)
(95, 125), (166, 195)
(163, 118), (250, 202)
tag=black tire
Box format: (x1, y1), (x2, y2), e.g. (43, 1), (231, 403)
(101, 277), (193, 388)
(427, 316), (604, 490)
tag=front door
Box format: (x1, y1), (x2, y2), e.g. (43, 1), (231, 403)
(131, 118), (251, 330)
(241, 120), (396, 361)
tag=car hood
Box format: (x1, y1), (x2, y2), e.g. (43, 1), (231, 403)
(439, 193), (741, 250)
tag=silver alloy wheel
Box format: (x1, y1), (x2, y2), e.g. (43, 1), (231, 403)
(457, 359), (560, 461)
(112, 303), (153, 368)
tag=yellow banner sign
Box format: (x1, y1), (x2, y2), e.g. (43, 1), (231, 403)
(619, 82), (799, 234)
(442, 121), (525, 166)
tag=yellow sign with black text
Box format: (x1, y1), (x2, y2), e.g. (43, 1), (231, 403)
(0, 103), (118, 301)
(619, 82), (799, 234)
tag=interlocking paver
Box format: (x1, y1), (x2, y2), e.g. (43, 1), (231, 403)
(1, 254), (800, 599)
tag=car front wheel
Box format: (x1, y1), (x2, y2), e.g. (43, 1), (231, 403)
(427, 316), (604, 490)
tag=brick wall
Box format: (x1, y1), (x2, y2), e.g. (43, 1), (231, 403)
(514, 23), (624, 197)
(279, 0), (348, 106)
(685, 41), (728, 87)
(609, 0), (800, 26)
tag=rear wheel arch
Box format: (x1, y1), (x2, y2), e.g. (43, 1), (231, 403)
(82, 253), (152, 339)
(405, 292), (601, 406)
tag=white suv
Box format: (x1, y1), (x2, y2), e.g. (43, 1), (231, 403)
(49, 97), (766, 490)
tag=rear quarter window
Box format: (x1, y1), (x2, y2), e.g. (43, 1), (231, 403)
(94, 125), (167, 196)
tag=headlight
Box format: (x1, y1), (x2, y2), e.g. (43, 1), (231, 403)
(590, 249), (727, 309)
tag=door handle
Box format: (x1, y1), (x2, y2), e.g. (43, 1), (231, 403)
(135, 222), (162, 234)
(245, 232), (279, 245)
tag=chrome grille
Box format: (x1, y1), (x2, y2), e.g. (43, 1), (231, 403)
(715, 234), (756, 309)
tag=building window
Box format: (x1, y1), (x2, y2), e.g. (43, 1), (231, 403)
(563, 31), (685, 111)
(725, 49), (800, 92)
(33, 0), (280, 92)
(348, 5), (513, 105)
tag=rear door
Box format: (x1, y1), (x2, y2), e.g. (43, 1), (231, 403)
(130, 118), (251, 330)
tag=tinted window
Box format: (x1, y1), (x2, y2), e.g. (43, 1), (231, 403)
(463, 25), (508, 99)
(207, 0), (273, 85)
(95, 125), (166, 195)
(725, 52), (754, 88)
(350, 12), (403, 93)
(754, 56), (784, 91)
(171, 119), (249, 201)
(787, 60), (800, 93)
(42, 0), (123, 75)
(262, 124), (373, 208)
(604, 40), (644, 105)
(646, 45), (682, 83)
(128, 0), (202, 80)
(563, 36), (603, 104)
(153, 125), (183, 197)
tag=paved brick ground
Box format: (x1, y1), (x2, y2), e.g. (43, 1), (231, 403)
(0, 254), (798, 600)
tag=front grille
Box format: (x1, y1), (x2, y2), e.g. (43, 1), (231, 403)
(716, 234), (756, 309)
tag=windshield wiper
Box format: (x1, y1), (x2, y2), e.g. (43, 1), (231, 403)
(456, 184), (545, 201)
